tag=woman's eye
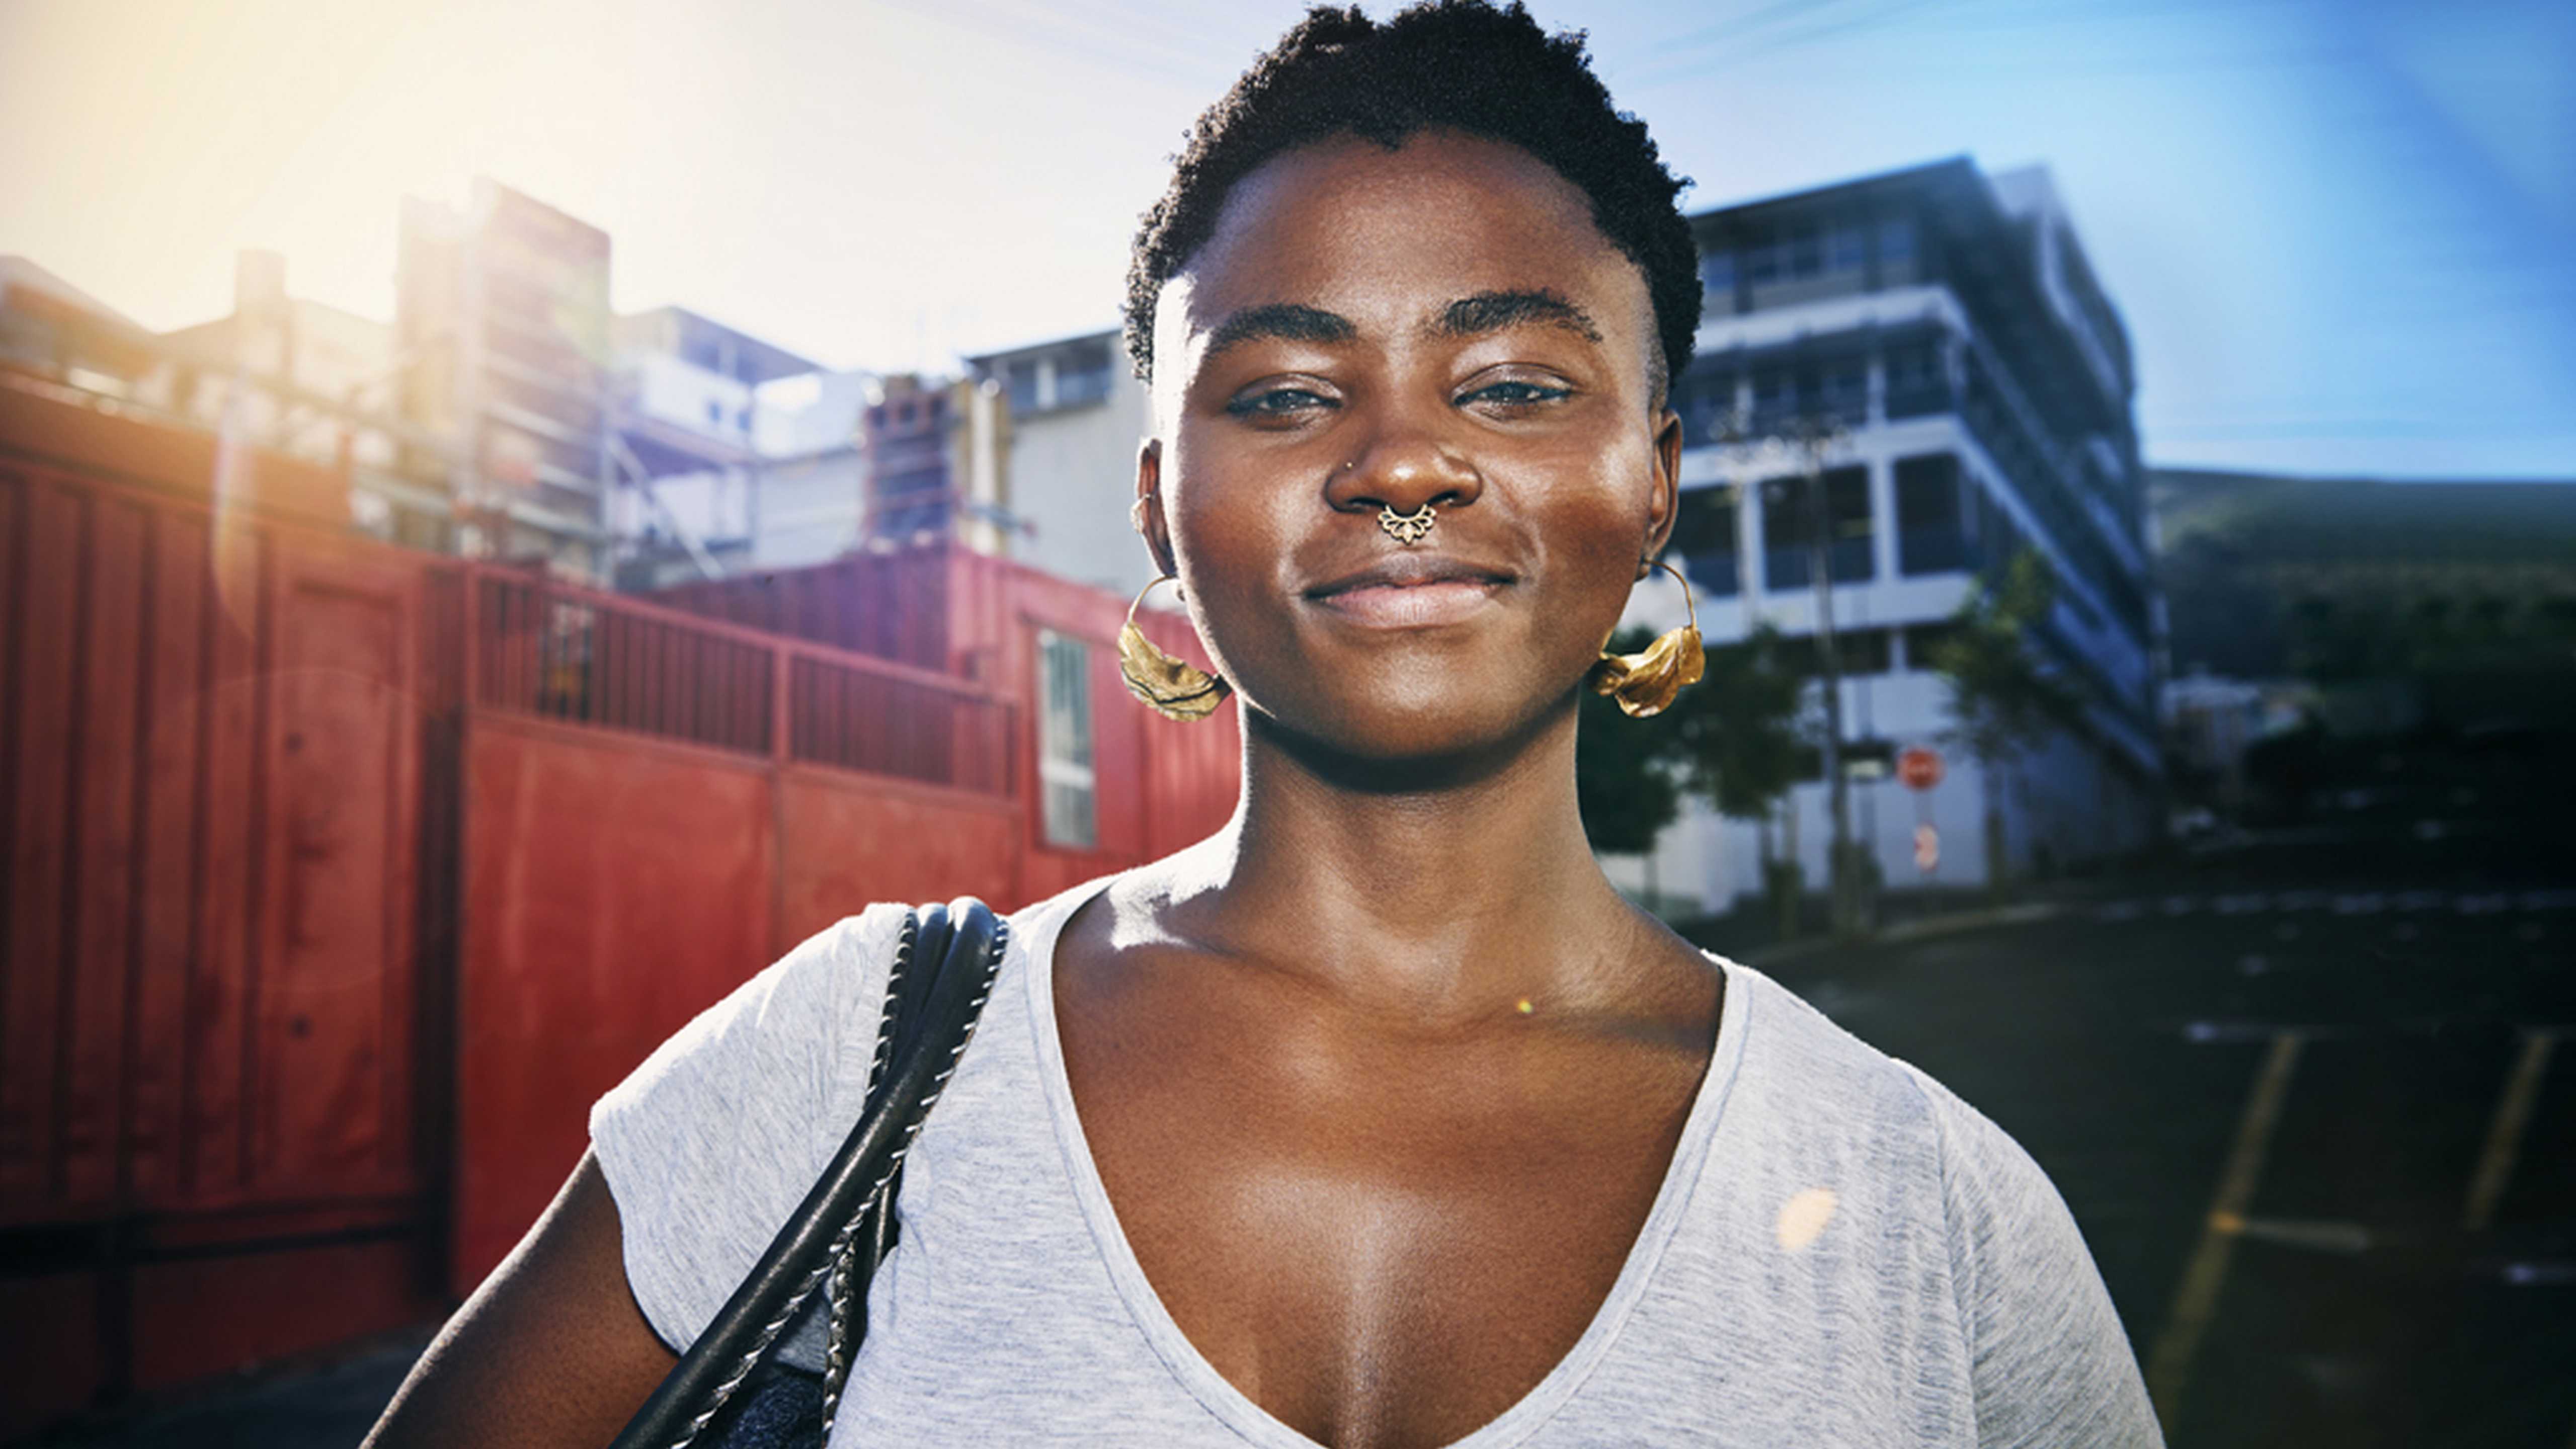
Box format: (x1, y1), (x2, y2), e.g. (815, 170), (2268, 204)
(1460, 379), (1572, 409)
(1225, 387), (1334, 418)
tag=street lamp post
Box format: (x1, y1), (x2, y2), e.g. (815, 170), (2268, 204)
(1724, 409), (1871, 939)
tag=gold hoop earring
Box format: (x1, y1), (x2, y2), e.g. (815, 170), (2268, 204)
(1587, 556), (1704, 718)
(1117, 575), (1231, 721)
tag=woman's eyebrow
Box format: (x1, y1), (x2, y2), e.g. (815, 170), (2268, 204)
(1429, 289), (1603, 344)
(1201, 302), (1357, 362)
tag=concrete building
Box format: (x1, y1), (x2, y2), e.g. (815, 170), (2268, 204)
(396, 179), (617, 576)
(1613, 158), (2163, 911)
(966, 328), (1158, 599)
(858, 373), (1014, 558)
(156, 251), (404, 482)
(0, 256), (156, 394)
(607, 305), (876, 586)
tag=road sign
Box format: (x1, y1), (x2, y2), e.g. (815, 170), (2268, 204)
(1898, 745), (1945, 791)
(1914, 823), (1941, 874)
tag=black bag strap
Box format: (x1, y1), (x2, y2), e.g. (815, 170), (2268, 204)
(608, 897), (1008, 1449)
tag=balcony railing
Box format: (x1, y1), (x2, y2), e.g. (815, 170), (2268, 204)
(470, 569), (1016, 797)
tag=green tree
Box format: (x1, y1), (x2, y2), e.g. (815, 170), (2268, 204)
(1576, 626), (1685, 854)
(1923, 547), (2079, 892)
(1666, 621), (1808, 825)
(1666, 621), (1811, 934)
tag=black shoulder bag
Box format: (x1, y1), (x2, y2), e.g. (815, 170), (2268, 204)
(608, 897), (1009, 1449)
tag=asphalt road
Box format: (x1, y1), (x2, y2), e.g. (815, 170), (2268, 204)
(33, 841), (2573, 1449)
(1755, 852), (2576, 1447)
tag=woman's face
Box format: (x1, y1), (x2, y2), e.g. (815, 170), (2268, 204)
(1143, 129), (1681, 763)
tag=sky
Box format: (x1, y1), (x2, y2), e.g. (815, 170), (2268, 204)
(3, 0), (2570, 479)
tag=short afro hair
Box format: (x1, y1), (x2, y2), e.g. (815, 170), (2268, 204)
(1123, 1), (1698, 404)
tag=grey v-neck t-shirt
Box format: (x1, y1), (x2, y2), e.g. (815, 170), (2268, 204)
(590, 871), (2163, 1447)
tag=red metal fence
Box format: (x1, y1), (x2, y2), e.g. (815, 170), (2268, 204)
(0, 435), (443, 1435)
(0, 375), (1240, 1437)
(471, 570), (1018, 795)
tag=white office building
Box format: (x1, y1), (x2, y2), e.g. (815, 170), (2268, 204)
(967, 329), (1160, 601)
(1610, 159), (2163, 911)
(608, 306), (875, 585)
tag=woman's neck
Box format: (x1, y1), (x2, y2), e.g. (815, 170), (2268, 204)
(1153, 698), (1649, 1022)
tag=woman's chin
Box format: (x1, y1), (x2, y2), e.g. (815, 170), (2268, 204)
(1245, 680), (1567, 778)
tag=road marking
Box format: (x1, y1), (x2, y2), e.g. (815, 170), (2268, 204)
(2230, 1216), (2372, 1254)
(2086, 888), (2561, 925)
(2147, 1029), (2305, 1428)
(2462, 1029), (2559, 1233)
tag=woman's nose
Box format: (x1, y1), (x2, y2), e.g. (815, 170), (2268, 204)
(1322, 410), (1483, 519)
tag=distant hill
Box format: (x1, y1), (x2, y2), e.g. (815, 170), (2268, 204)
(2150, 467), (2576, 683)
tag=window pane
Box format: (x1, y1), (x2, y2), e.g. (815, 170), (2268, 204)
(1760, 475), (1809, 591)
(1879, 216), (1917, 263)
(1786, 226), (1822, 277)
(1669, 486), (1740, 597)
(1826, 465), (1874, 583)
(1896, 453), (1965, 576)
(1763, 468), (1873, 587)
(1700, 250), (1736, 302)
(1826, 225), (1866, 272)
(1035, 629), (1097, 850)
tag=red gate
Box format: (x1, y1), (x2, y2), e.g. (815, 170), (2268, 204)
(0, 374), (1240, 1436)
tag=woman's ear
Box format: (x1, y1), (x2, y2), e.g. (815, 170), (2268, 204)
(1134, 438), (1179, 577)
(1642, 405), (1685, 569)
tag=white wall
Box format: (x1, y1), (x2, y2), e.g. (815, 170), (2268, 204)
(1008, 361), (1159, 599)
(624, 350), (756, 443)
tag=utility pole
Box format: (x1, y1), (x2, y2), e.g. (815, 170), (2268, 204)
(1724, 408), (1870, 939)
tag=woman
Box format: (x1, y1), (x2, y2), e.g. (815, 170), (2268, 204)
(366, 4), (2161, 1445)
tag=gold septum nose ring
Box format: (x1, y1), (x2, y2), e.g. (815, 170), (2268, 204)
(1379, 502), (1438, 545)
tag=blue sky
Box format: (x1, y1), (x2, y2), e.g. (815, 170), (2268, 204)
(3, 0), (2569, 478)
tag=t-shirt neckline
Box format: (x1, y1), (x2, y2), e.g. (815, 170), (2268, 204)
(1017, 869), (1754, 1449)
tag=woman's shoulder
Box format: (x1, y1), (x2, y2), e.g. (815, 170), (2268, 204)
(1709, 959), (2061, 1221)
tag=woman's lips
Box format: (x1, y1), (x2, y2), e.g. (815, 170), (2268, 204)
(1307, 578), (1504, 627)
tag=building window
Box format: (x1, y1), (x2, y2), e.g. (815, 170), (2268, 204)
(1669, 486), (1740, 597)
(1819, 355), (1868, 425)
(1762, 465), (1873, 589)
(1825, 224), (1867, 273)
(1000, 359), (1040, 417)
(1700, 250), (1737, 315)
(705, 398), (723, 425)
(1036, 629), (1097, 850)
(1745, 235), (1782, 286)
(1785, 225), (1822, 278)
(1782, 626), (1892, 677)
(1878, 216), (1919, 284)
(1053, 338), (1114, 410)
(1750, 364), (1797, 432)
(1902, 621), (1962, 673)
(1896, 453), (1967, 576)
(1669, 362), (1737, 445)
(1884, 335), (1949, 418)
